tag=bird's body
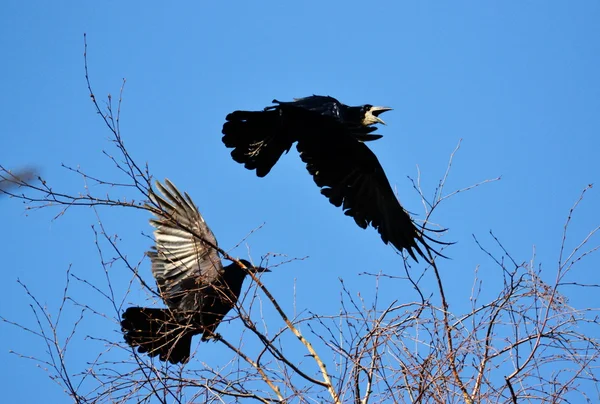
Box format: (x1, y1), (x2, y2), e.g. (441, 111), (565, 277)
(222, 95), (389, 178)
(121, 179), (266, 364)
(222, 95), (444, 262)
(268, 95), (387, 142)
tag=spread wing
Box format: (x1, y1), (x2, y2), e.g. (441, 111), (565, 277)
(295, 115), (435, 262)
(147, 179), (223, 308)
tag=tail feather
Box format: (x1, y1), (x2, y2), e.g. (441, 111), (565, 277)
(121, 307), (194, 364)
(222, 109), (293, 177)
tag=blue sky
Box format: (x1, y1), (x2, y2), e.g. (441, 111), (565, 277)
(1, 1), (599, 402)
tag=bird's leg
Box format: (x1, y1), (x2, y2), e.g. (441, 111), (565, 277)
(205, 332), (222, 342)
(201, 330), (222, 342)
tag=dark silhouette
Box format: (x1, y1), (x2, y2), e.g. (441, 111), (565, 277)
(222, 95), (444, 262)
(0, 167), (37, 197)
(121, 179), (268, 364)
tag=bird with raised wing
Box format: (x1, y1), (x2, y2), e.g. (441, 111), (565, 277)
(121, 179), (268, 364)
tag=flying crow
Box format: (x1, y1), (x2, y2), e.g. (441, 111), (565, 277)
(121, 179), (268, 364)
(222, 95), (443, 262)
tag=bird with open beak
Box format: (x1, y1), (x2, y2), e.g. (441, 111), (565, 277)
(222, 94), (447, 262)
(361, 105), (393, 126)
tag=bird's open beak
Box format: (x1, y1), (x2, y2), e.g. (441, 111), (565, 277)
(370, 106), (393, 125)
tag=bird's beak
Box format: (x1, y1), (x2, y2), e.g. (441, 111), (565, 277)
(370, 106), (393, 125)
(255, 266), (271, 273)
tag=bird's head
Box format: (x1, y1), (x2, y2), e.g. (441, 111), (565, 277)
(361, 105), (393, 126)
(237, 259), (270, 273)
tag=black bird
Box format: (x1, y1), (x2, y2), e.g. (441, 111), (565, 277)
(121, 179), (268, 364)
(222, 95), (443, 262)
(0, 167), (37, 197)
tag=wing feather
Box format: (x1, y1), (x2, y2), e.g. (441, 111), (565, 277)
(295, 117), (435, 261)
(147, 179), (223, 308)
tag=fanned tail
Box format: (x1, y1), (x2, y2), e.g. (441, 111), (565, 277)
(222, 109), (293, 177)
(121, 307), (194, 364)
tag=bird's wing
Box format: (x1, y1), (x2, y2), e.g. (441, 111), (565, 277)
(295, 116), (435, 262)
(147, 179), (223, 307)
